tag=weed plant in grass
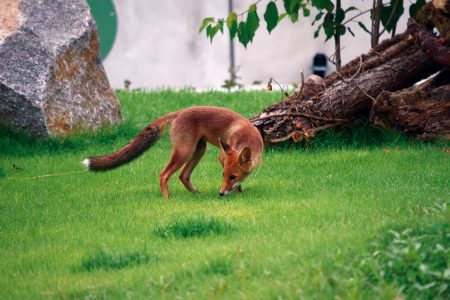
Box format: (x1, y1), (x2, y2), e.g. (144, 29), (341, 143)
(0, 90), (449, 299)
(358, 220), (450, 298)
(324, 209), (450, 299)
(81, 249), (154, 272)
(154, 216), (235, 239)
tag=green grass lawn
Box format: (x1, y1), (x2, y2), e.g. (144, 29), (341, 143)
(1, 90), (449, 299)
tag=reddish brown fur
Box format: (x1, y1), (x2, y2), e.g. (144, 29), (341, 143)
(85, 112), (177, 171)
(84, 106), (263, 198)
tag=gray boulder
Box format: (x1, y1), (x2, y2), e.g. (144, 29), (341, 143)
(0, 0), (122, 137)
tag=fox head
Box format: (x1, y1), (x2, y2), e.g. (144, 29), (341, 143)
(218, 139), (253, 196)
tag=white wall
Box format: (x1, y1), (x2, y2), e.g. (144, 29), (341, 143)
(103, 0), (411, 89)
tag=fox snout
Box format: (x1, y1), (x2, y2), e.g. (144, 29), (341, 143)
(219, 182), (241, 196)
(218, 139), (253, 197)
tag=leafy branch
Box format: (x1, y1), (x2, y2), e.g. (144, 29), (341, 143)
(200, 0), (427, 70)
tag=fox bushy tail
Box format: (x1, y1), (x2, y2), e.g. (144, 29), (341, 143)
(83, 112), (178, 171)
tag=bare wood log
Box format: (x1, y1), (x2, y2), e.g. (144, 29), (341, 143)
(371, 71), (450, 140)
(412, 24), (450, 67)
(251, 23), (442, 143)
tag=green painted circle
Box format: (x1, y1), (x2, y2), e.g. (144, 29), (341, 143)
(87, 0), (118, 60)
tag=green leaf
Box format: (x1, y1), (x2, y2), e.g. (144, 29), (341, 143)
(238, 21), (249, 48)
(199, 17), (214, 33)
(283, 0), (292, 14)
(226, 12), (237, 29)
(290, 12), (299, 23)
(409, 0), (426, 18)
(289, 0), (301, 14)
(209, 23), (223, 42)
(282, 0), (302, 16)
(302, 7), (311, 17)
(205, 24), (212, 42)
(335, 7), (345, 25)
(323, 12), (334, 40)
(347, 26), (355, 37)
(311, 0), (334, 12)
(314, 24), (322, 38)
(312, 12), (324, 26)
(227, 13), (238, 39)
(338, 26), (346, 36)
(358, 21), (371, 35)
(264, 1), (278, 33)
(283, 0), (291, 13)
(345, 6), (358, 13)
(218, 19), (224, 34)
(246, 4), (260, 43)
(380, 0), (404, 33)
(229, 21), (237, 40)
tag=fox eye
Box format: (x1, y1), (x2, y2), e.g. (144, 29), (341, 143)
(229, 175), (237, 180)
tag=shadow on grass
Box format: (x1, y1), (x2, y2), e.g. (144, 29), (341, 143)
(2, 120), (446, 158)
(154, 216), (236, 239)
(81, 248), (155, 272)
(267, 120), (446, 152)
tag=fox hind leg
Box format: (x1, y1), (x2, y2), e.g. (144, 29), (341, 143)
(160, 146), (196, 198)
(179, 139), (207, 193)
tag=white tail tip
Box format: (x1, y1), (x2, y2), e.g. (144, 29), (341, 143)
(82, 158), (91, 169)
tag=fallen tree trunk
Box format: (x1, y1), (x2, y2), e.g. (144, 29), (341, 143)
(371, 70), (450, 140)
(251, 21), (447, 143)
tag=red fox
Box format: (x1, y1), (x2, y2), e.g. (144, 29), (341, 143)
(83, 106), (264, 198)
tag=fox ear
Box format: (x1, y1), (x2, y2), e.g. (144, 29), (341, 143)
(238, 147), (252, 170)
(219, 139), (233, 156)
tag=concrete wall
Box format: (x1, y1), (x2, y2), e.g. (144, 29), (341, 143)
(103, 0), (411, 89)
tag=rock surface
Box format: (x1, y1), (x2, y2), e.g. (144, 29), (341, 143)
(0, 0), (122, 137)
